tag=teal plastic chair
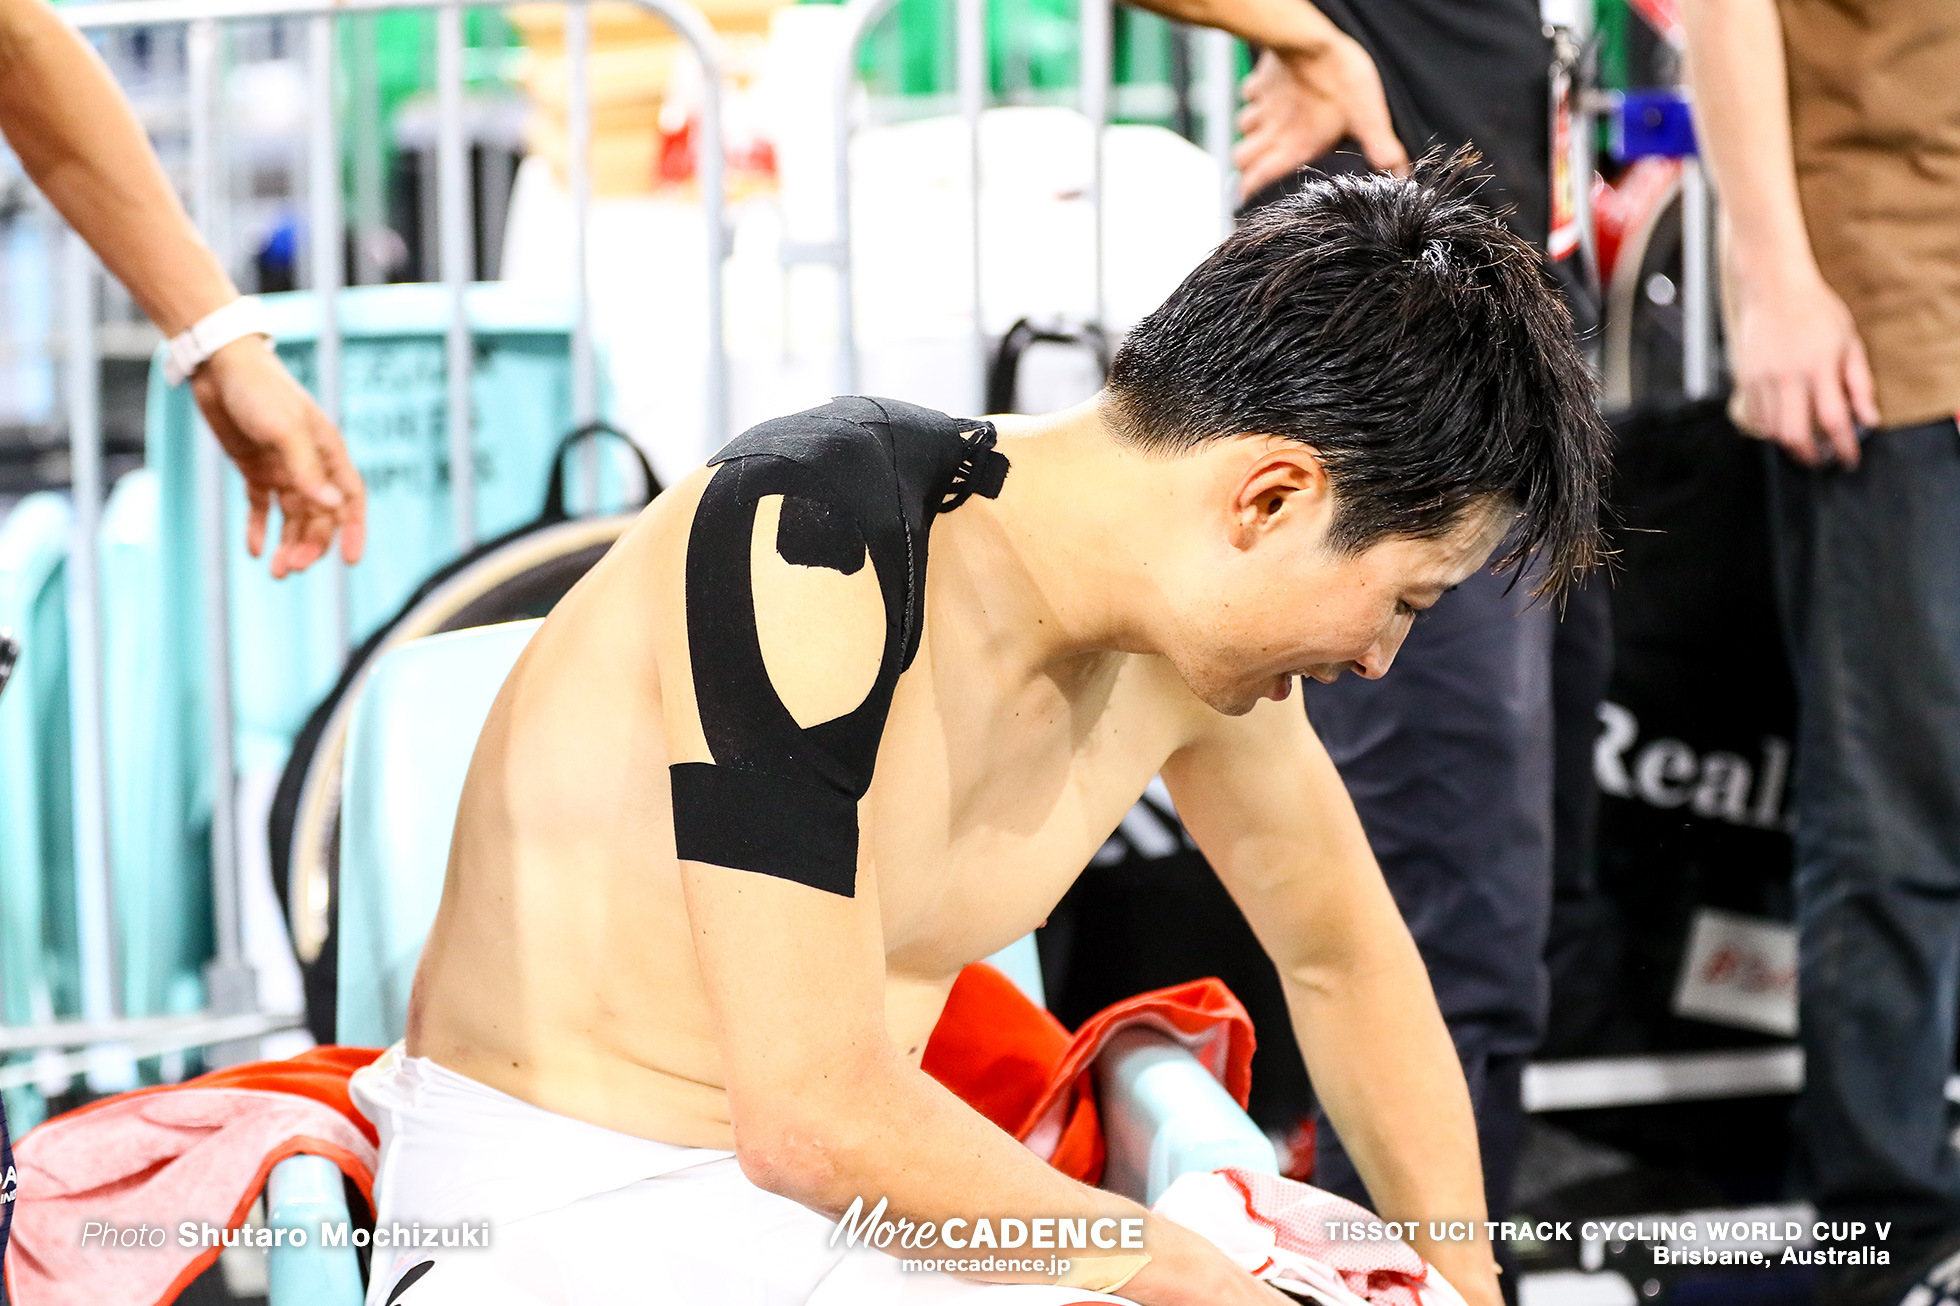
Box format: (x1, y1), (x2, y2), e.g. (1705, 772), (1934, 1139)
(333, 621), (542, 1048)
(0, 494), (80, 1131)
(103, 284), (633, 1050)
(144, 283), (604, 780)
(267, 620), (1273, 1302)
(99, 470), (210, 1026)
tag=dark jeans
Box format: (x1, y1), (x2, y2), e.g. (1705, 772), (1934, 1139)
(1302, 564), (1560, 1238)
(1771, 417), (1960, 1243)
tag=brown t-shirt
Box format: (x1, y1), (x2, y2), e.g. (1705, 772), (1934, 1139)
(1779, 0), (1960, 427)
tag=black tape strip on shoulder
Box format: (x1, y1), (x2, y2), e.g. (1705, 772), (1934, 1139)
(669, 397), (1009, 894)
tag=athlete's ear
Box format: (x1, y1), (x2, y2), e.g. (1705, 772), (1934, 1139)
(1227, 442), (1331, 549)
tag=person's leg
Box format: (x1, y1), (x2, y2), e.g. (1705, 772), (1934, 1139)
(1771, 419), (1960, 1250)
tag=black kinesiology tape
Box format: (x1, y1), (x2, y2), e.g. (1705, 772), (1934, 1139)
(669, 397), (1009, 895)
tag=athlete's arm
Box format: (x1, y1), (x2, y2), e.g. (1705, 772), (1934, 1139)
(1163, 696), (1503, 1306)
(1680, 0), (1879, 463)
(1116, 0), (1407, 194)
(664, 484), (1284, 1306)
(0, 0), (363, 575)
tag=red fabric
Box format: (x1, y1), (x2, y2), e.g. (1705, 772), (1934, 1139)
(37, 1044), (383, 1146)
(3, 1046), (383, 1306)
(923, 964), (1256, 1187)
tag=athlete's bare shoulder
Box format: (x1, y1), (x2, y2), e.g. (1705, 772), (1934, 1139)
(628, 397), (1010, 897)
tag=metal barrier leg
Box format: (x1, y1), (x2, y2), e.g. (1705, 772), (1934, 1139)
(188, 13), (258, 1065)
(826, 0), (904, 397)
(1079, 0), (1110, 331)
(694, 15), (728, 452)
(307, 12), (349, 657)
(956, 0), (986, 410)
(1199, 29), (1237, 236)
(347, 15), (386, 286)
(62, 231), (126, 1092)
(40, 0), (734, 1079)
(568, 1), (599, 509)
(1681, 155), (1713, 399)
(438, 0), (476, 552)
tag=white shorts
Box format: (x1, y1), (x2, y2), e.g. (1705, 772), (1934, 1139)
(350, 1045), (1140, 1306)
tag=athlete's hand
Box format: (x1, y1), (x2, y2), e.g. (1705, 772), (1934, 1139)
(1427, 1253), (1503, 1306)
(1234, 38), (1409, 201)
(1120, 1216), (1299, 1306)
(188, 334), (368, 578)
(1726, 262), (1879, 469)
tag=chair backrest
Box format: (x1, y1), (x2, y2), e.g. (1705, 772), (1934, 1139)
(335, 619), (540, 1046)
(99, 469), (208, 1020)
(0, 493), (75, 1038)
(146, 282), (629, 778)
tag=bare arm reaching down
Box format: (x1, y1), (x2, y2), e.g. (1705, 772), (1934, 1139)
(1114, 0), (1407, 198)
(0, 0), (364, 575)
(660, 455), (1288, 1306)
(1166, 696), (1503, 1306)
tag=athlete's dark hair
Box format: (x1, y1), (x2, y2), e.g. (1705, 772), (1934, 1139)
(1103, 151), (1610, 593)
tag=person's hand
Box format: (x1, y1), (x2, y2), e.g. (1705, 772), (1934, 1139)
(1726, 264), (1880, 469)
(1234, 38), (1409, 201)
(1118, 1216), (1301, 1306)
(188, 334), (367, 578)
(1406, 1232), (1502, 1306)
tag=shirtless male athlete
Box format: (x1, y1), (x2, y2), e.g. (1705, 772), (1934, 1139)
(352, 164), (1608, 1306)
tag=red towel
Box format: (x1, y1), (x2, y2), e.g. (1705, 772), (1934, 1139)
(922, 963), (1256, 1185)
(5, 1046), (381, 1306)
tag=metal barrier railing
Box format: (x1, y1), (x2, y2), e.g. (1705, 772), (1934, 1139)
(15, 0), (1757, 1123)
(15, 0), (730, 1070)
(21, 0), (1245, 1078)
(796, 0), (1240, 398)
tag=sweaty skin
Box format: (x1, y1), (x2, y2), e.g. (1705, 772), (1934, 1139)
(408, 398), (1510, 1306)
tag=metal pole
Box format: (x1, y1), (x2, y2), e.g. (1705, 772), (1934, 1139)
(827, 0), (903, 395)
(695, 34), (727, 450)
(567, 0), (598, 510)
(62, 231), (119, 1031)
(1199, 29), (1236, 236)
(831, 34), (859, 394)
(956, 0), (986, 410)
(1078, 0), (1109, 328)
(438, 1), (476, 549)
(1566, 5), (1598, 286)
(349, 16), (386, 284)
(308, 13), (349, 654)
(1681, 155), (1712, 399)
(189, 16), (256, 1037)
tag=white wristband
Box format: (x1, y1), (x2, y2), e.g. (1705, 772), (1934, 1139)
(163, 297), (272, 386)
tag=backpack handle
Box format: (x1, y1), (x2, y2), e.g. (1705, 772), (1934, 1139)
(542, 420), (663, 522)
